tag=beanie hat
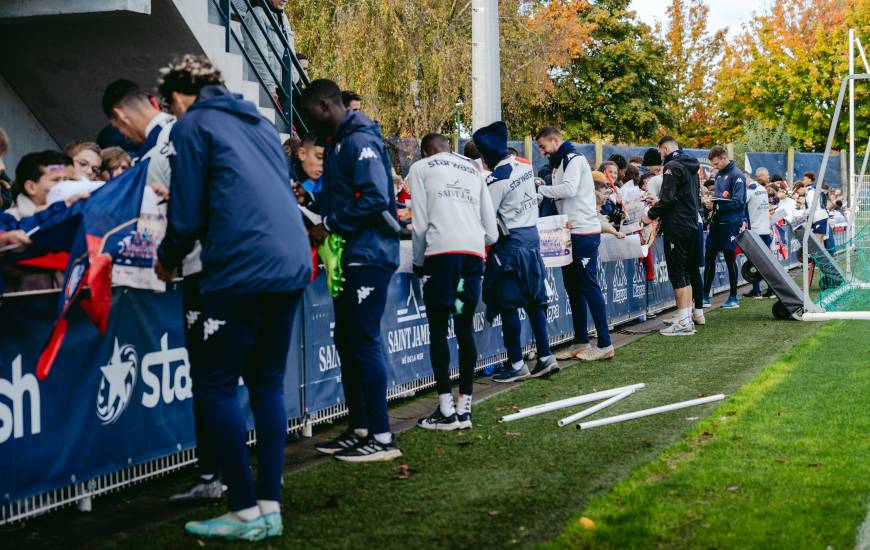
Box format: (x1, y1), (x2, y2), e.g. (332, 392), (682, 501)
(471, 121), (508, 170)
(642, 147), (662, 167)
(591, 170), (608, 184)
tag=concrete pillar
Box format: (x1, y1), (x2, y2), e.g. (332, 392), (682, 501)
(471, 0), (501, 131)
(595, 140), (604, 168)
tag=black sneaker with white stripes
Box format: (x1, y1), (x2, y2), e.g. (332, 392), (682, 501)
(457, 411), (472, 430)
(417, 408), (460, 431)
(314, 430), (363, 456)
(333, 435), (402, 462)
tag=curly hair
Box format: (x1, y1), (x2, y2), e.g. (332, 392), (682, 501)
(157, 55), (224, 107)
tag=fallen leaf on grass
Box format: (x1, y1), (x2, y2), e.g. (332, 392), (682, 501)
(402, 508), (417, 514)
(775, 458), (786, 464)
(505, 431), (522, 437)
(435, 447), (445, 456)
(579, 516), (596, 530)
(727, 485), (739, 492)
(197, 541), (206, 548)
(732, 434), (744, 441)
(354, 487), (367, 494)
(808, 462), (823, 468)
(488, 510), (500, 517)
(395, 464), (416, 480)
(456, 441), (473, 447)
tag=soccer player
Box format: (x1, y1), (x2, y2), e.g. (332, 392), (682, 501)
(299, 79), (402, 462)
(407, 133), (498, 430)
(744, 175), (772, 298)
(703, 146), (746, 309)
(154, 55), (311, 541)
(643, 136), (705, 336)
(535, 126), (614, 361)
(473, 121), (559, 382)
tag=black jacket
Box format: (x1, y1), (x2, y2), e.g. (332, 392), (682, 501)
(647, 150), (700, 235)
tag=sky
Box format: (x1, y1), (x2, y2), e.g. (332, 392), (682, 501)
(629, 0), (772, 39)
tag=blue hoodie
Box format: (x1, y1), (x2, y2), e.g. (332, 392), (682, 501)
(711, 160), (747, 225)
(320, 110), (399, 271)
(157, 85), (312, 294)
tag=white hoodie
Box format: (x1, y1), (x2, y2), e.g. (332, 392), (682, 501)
(407, 152), (498, 266)
(537, 149), (601, 235)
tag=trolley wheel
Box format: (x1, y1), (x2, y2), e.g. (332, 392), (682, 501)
(772, 300), (792, 320)
(741, 261), (762, 284)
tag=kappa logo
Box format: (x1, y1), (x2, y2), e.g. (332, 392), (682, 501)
(581, 257), (591, 268)
(670, 242), (676, 250)
(96, 339), (138, 425)
(544, 268), (559, 302)
(730, 235), (737, 242)
(203, 318), (226, 340)
(633, 259), (646, 298)
(185, 310), (201, 330)
(664, 169), (672, 175)
(358, 147), (378, 161)
(397, 281), (427, 322)
(357, 286), (375, 304)
(612, 261), (628, 304)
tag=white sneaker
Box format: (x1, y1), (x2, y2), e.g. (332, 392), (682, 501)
(659, 320), (696, 336)
(555, 345), (590, 361)
(576, 345), (615, 361)
(692, 310), (705, 325)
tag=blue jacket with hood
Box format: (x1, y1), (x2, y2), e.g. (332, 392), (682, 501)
(320, 110), (399, 271)
(711, 160), (747, 225)
(157, 85), (311, 294)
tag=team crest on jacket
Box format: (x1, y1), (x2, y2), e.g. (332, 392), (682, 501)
(723, 190), (730, 198)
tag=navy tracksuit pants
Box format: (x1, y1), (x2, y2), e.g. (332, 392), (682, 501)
(193, 290), (302, 512)
(333, 265), (392, 436)
(561, 234), (612, 348)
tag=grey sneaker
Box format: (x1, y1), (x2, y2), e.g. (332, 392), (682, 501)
(168, 478), (225, 502)
(491, 363), (530, 383)
(659, 319), (696, 336)
(529, 355), (559, 378)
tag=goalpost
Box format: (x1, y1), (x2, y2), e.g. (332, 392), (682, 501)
(801, 29), (870, 321)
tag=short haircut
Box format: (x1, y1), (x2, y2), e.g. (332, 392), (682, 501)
(708, 145), (728, 160)
(300, 133), (321, 148)
(341, 90), (362, 107)
(421, 133), (449, 154)
(157, 55), (224, 106)
(803, 171), (816, 181)
(657, 135), (679, 148)
(623, 164), (640, 184)
(296, 53), (308, 62)
(64, 141), (101, 159)
(100, 146), (132, 172)
(594, 179), (610, 191)
(598, 160), (617, 172)
(463, 140), (481, 160)
(608, 154), (627, 170)
(0, 127), (8, 157)
(629, 155), (642, 164)
(755, 166), (769, 176)
(301, 79), (343, 107)
(14, 150), (71, 197)
(535, 126), (562, 140)
(770, 174), (784, 182)
(102, 79), (149, 118)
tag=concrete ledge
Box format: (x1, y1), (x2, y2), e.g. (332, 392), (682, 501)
(0, 0), (150, 19)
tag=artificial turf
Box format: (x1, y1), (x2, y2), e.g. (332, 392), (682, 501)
(97, 297), (827, 549)
(548, 319), (870, 550)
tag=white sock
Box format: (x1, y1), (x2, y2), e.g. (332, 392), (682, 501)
(373, 432), (392, 445)
(199, 473), (215, 482)
(438, 393), (456, 416)
(538, 354), (554, 363)
(457, 394), (472, 415)
(678, 307), (691, 322)
(234, 505), (261, 522)
(353, 428), (369, 438)
(512, 360), (525, 370)
(257, 500), (280, 515)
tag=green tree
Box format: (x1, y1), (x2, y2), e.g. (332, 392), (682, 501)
(662, 0), (726, 146)
(509, 0), (676, 143)
(732, 118), (793, 170)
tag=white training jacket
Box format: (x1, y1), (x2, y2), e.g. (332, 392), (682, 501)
(745, 182), (770, 236)
(407, 151), (498, 267)
(486, 156), (539, 230)
(537, 149), (601, 235)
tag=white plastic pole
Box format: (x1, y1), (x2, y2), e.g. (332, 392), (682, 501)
(848, 28), (855, 275)
(471, 0), (501, 131)
(578, 394), (726, 430)
(801, 311), (870, 321)
(557, 389), (635, 428)
(498, 383), (646, 423)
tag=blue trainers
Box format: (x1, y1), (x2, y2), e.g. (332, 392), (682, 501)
(702, 295), (712, 308)
(491, 363), (530, 383)
(185, 513), (267, 541)
(721, 296), (740, 309)
(262, 512), (283, 538)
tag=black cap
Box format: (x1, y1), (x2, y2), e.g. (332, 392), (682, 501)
(642, 147), (661, 167)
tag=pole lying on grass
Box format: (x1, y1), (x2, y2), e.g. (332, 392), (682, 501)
(499, 383), (645, 423)
(577, 394), (726, 430)
(557, 389), (636, 427)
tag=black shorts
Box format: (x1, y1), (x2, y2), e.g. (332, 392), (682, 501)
(663, 230), (700, 289)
